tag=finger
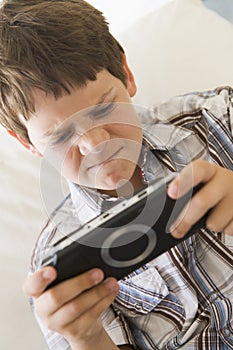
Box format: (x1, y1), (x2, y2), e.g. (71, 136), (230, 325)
(206, 197), (233, 233)
(46, 277), (118, 330)
(36, 268), (104, 316)
(22, 266), (57, 298)
(167, 159), (217, 199)
(169, 177), (221, 238)
(67, 288), (118, 336)
(223, 219), (233, 236)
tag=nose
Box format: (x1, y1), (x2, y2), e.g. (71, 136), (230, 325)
(77, 127), (110, 156)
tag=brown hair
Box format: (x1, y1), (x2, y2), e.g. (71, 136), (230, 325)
(0, 0), (126, 143)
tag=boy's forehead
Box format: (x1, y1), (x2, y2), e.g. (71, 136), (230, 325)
(24, 69), (138, 143)
(29, 72), (120, 121)
(30, 87), (88, 120)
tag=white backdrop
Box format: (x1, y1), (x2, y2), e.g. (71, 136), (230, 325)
(87, 0), (171, 35)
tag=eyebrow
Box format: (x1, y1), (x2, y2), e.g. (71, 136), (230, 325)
(83, 87), (116, 117)
(42, 87), (116, 139)
(51, 124), (75, 144)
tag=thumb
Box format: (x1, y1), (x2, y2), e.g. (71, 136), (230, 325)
(22, 266), (57, 298)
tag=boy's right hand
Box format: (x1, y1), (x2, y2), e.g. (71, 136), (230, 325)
(23, 267), (119, 348)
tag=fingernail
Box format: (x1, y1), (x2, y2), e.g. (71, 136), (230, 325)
(170, 228), (183, 239)
(170, 228), (178, 237)
(104, 278), (119, 292)
(42, 268), (55, 281)
(168, 182), (178, 198)
(92, 270), (103, 283)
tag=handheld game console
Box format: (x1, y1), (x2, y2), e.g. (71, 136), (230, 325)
(40, 173), (207, 287)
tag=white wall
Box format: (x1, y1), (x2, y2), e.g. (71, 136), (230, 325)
(87, 0), (171, 35)
(204, 0), (233, 23)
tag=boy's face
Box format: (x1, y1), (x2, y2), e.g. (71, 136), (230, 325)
(25, 69), (143, 192)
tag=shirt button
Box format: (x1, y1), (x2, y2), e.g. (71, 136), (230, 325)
(134, 303), (142, 311)
(209, 291), (218, 301)
(188, 244), (194, 253)
(222, 327), (231, 337)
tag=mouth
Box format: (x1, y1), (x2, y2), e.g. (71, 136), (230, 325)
(88, 147), (123, 170)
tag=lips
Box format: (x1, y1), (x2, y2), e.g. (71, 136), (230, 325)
(87, 147), (123, 170)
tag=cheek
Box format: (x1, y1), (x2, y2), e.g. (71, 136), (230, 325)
(113, 124), (142, 143)
(60, 147), (81, 177)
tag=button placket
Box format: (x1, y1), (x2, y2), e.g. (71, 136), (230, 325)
(222, 327), (232, 338)
(209, 291), (219, 302)
(134, 303), (143, 311)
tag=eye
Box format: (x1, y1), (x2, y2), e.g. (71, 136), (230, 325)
(90, 102), (115, 119)
(51, 127), (75, 147)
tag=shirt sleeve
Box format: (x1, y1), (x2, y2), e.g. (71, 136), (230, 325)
(178, 86), (233, 137)
(30, 297), (72, 350)
(217, 86), (233, 136)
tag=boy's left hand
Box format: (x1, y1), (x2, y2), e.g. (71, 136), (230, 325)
(167, 159), (233, 237)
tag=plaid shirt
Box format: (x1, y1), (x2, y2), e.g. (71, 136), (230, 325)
(31, 87), (233, 350)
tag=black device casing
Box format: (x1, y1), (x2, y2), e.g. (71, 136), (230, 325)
(41, 178), (207, 288)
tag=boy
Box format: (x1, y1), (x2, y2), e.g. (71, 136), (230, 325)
(0, 0), (232, 349)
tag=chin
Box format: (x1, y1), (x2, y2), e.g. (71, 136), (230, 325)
(76, 161), (136, 190)
(101, 171), (135, 191)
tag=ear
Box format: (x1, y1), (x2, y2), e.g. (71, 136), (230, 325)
(122, 54), (137, 97)
(7, 130), (42, 157)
